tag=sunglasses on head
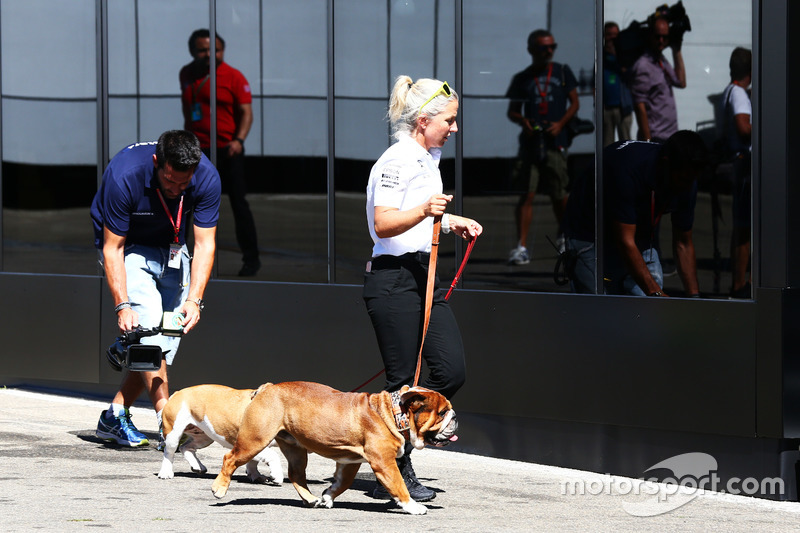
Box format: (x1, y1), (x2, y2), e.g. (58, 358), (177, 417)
(420, 81), (452, 110)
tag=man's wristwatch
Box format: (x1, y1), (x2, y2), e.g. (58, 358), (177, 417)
(190, 298), (205, 311)
(648, 291), (663, 297)
(234, 137), (245, 146)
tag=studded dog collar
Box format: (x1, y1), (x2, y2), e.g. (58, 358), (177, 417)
(391, 390), (410, 433)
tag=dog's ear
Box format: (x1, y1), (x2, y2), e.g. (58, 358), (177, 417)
(400, 389), (428, 413)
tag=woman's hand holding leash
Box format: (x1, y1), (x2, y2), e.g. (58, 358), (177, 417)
(447, 214), (482, 240)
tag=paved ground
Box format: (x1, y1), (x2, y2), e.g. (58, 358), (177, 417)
(1, 387), (799, 532)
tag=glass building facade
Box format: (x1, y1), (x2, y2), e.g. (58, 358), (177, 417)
(1, 0), (752, 297)
(12, 2), (800, 497)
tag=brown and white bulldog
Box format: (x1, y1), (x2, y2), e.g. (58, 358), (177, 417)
(210, 381), (458, 515)
(157, 384), (283, 484)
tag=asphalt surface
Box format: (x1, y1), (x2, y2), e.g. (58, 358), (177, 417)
(2, 387), (799, 532)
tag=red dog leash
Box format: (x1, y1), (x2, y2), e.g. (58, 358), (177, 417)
(351, 223), (478, 392)
(445, 235), (477, 300)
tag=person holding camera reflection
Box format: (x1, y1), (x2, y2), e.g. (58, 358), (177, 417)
(180, 29), (259, 277)
(630, 16), (686, 143)
(506, 29), (579, 265)
(562, 131), (708, 297)
(364, 76), (482, 501)
(91, 130), (221, 447)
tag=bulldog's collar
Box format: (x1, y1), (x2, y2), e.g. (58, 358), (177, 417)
(390, 390), (410, 433)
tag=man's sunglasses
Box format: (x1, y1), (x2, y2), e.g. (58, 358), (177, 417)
(421, 81), (452, 110)
(537, 43), (558, 52)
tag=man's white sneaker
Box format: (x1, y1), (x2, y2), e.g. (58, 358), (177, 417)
(556, 235), (566, 254)
(508, 246), (530, 265)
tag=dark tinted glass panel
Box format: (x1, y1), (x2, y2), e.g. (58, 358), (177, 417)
(1, 0), (97, 275)
(601, 1), (752, 298)
(332, 1), (457, 285)
(461, 0), (596, 292)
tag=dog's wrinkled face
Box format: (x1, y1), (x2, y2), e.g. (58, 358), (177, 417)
(400, 386), (459, 449)
(425, 409), (458, 447)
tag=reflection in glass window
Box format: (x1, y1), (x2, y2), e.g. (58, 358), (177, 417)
(333, 1), (457, 285)
(216, 0), (328, 282)
(462, 0), (596, 293)
(105, 0), (329, 283)
(596, 0), (752, 299)
(0, 0), (756, 298)
(332, 1), (390, 286)
(1, 0), (97, 275)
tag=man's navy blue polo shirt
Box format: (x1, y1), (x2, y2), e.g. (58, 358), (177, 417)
(604, 140), (697, 250)
(563, 140), (697, 249)
(91, 141), (221, 249)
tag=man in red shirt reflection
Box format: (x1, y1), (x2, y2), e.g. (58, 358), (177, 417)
(180, 29), (260, 277)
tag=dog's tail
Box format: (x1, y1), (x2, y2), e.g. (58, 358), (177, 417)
(251, 382), (273, 400)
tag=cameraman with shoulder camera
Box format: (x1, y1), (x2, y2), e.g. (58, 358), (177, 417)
(630, 15), (686, 143)
(90, 130), (221, 447)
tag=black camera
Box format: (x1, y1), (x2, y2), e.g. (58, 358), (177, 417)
(616, 1), (692, 70)
(652, 1), (691, 47)
(106, 315), (183, 372)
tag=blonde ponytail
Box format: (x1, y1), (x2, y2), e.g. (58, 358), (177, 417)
(388, 75), (414, 125)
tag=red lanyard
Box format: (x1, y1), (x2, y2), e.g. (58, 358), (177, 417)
(156, 189), (184, 244)
(533, 63), (553, 115)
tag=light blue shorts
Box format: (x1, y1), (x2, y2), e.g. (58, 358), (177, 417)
(101, 244), (191, 365)
(565, 238), (597, 294)
(566, 240), (663, 297)
(622, 248), (663, 296)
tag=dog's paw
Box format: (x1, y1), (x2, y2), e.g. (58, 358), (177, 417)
(313, 494), (334, 509)
(187, 460), (207, 474)
(247, 473), (269, 484)
(267, 463), (284, 484)
(211, 480), (229, 499)
(183, 452), (207, 474)
(157, 459), (175, 480)
(246, 461), (270, 484)
(398, 500), (427, 515)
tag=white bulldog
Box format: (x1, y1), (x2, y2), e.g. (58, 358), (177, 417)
(157, 383), (283, 484)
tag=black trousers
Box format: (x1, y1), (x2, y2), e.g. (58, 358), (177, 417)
(208, 148), (259, 264)
(363, 253), (466, 400)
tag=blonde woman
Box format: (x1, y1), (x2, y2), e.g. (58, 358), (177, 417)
(363, 76), (482, 501)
